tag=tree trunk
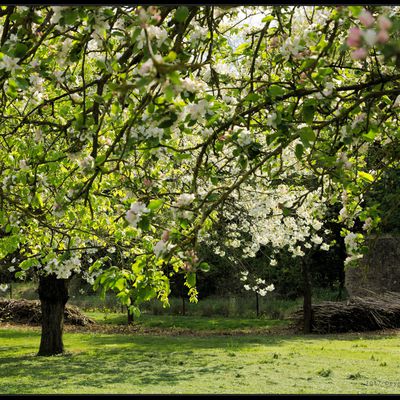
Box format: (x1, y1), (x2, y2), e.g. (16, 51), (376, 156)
(255, 292), (260, 317)
(127, 307), (134, 324)
(182, 296), (186, 316)
(302, 258), (312, 334)
(37, 275), (69, 356)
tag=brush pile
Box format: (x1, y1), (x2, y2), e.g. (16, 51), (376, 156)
(0, 299), (94, 326)
(291, 292), (400, 333)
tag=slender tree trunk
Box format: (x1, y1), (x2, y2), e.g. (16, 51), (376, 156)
(302, 258), (312, 334)
(37, 275), (69, 356)
(182, 296), (186, 316)
(255, 292), (260, 317)
(127, 297), (135, 324)
(127, 307), (134, 324)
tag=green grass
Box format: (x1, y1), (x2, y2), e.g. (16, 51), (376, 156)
(1, 326), (400, 394)
(86, 311), (288, 331)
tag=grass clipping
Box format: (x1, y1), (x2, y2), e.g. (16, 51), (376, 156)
(291, 292), (400, 333)
(0, 299), (94, 326)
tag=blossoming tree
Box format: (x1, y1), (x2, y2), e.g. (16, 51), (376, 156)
(0, 5), (399, 354)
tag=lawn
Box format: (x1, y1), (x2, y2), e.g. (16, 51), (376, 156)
(1, 323), (400, 394)
(86, 311), (288, 332)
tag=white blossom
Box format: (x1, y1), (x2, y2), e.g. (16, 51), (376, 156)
(77, 155), (95, 171)
(186, 99), (210, 120)
(138, 58), (154, 76)
(237, 129), (252, 146)
(125, 201), (150, 227)
(174, 193), (195, 208)
(19, 160), (29, 170)
(0, 284), (9, 292)
(362, 29), (378, 47)
(0, 55), (21, 73)
(362, 217), (372, 231)
(320, 243), (330, 251)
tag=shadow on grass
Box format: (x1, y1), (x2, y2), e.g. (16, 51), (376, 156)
(0, 343), (231, 391)
(1, 327), (399, 393)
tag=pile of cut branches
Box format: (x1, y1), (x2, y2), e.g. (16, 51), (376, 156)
(0, 299), (94, 326)
(291, 292), (400, 333)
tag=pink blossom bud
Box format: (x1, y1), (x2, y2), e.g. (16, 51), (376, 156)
(347, 27), (362, 47)
(351, 47), (368, 60)
(377, 29), (390, 44)
(359, 10), (375, 27)
(143, 178), (152, 187)
(378, 15), (392, 31)
(299, 72), (307, 83)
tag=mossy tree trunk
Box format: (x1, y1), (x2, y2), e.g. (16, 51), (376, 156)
(37, 275), (69, 356)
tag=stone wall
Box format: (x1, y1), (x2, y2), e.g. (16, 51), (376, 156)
(345, 235), (400, 297)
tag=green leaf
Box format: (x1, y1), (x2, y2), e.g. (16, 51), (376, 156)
(34, 192), (44, 208)
(138, 286), (156, 302)
(358, 171), (374, 183)
(19, 258), (39, 270)
(148, 199), (163, 211)
(198, 262), (210, 272)
(186, 272), (196, 287)
(164, 85), (174, 102)
(138, 216), (150, 231)
(159, 112), (177, 129)
(95, 154), (107, 165)
(93, 94), (105, 104)
(234, 42), (250, 55)
(268, 85), (285, 97)
(261, 15), (274, 23)
(168, 71), (180, 85)
(243, 93), (260, 102)
(89, 259), (103, 273)
(13, 43), (28, 58)
(349, 6), (362, 17)
(362, 130), (377, 142)
(303, 104), (315, 124)
(175, 6), (189, 23)
(164, 51), (177, 62)
(180, 219), (189, 229)
(299, 127), (316, 146)
(128, 305), (141, 318)
(295, 143), (304, 160)
(114, 278), (125, 291)
(63, 9), (78, 25)
(206, 193), (219, 202)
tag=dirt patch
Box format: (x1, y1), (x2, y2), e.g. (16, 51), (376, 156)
(0, 320), (293, 336)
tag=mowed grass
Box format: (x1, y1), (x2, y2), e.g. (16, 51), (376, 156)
(1, 325), (400, 394)
(86, 311), (288, 331)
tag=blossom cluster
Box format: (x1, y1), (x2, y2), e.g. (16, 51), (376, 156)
(240, 270), (275, 296)
(126, 201), (150, 228)
(347, 10), (392, 60)
(43, 255), (81, 279)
